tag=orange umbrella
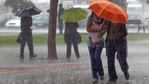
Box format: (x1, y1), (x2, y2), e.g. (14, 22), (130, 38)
(89, 0), (128, 23)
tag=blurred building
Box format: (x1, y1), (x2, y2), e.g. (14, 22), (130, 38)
(61, 0), (88, 8)
(127, 0), (143, 15)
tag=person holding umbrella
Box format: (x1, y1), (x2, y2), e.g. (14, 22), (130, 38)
(104, 21), (130, 84)
(86, 12), (107, 84)
(60, 8), (87, 61)
(16, 6), (41, 60)
(89, 0), (130, 83)
(19, 16), (37, 60)
(64, 22), (81, 61)
(58, 3), (64, 34)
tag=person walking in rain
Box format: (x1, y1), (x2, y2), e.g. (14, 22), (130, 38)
(64, 22), (81, 61)
(103, 0), (130, 83)
(104, 21), (130, 84)
(137, 19), (146, 33)
(19, 16), (37, 60)
(86, 12), (107, 84)
(58, 3), (64, 34)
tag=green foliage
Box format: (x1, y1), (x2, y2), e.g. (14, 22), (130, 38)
(0, 33), (149, 46)
(60, 8), (88, 22)
(127, 33), (149, 41)
(0, 35), (18, 46)
(4, 0), (35, 13)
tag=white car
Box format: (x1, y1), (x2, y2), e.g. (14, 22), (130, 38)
(5, 19), (20, 28)
(5, 13), (49, 28)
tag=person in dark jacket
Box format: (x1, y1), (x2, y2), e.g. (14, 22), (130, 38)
(64, 22), (81, 61)
(105, 21), (130, 84)
(58, 4), (64, 34)
(19, 16), (37, 60)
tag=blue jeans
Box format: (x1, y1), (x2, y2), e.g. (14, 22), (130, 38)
(106, 38), (129, 81)
(88, 41), (104, 79)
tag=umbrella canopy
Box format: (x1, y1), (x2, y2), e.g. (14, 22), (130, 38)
(15, 6), (42, 17)
(89, 0), (128, 23)
(60, 8), (87, 22)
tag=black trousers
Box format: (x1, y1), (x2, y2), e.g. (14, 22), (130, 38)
(106, 38), (129, 80)
(20, 32), (34, 57)
(66, 42), (80, 59)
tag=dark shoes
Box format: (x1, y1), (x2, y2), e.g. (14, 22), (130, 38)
(20, 54), (37, 60)
(20, 55), (24, 60)
(107, 72), (129, 84)
(99, 76), (104, 80)
(77, 57), (80, 61)
(124, 71), (130, 80)
(66, 58), (70, 61)
(92, 76), (104, 84)
(30, 54), (37, 59)
(107, 79), (117, 84)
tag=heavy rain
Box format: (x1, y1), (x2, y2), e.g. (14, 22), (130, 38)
(0, 0), (149, 84)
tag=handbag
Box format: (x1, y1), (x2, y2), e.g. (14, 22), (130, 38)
(16, 32), (23, 44)
(76, 32), (81, 44)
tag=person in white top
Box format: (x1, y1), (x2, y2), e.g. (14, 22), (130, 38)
(86, 12), (107, 84)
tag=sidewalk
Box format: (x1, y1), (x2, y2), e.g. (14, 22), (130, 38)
(0, 40), (149, 84)
(0, 40), (149, 66)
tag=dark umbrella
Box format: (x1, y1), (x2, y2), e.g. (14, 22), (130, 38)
(15, 6), (42, 17)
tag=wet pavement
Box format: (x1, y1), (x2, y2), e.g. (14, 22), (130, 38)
(0, 40), (149, 84)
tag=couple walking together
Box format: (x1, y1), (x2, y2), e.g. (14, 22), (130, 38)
(86, 12), (130, 84)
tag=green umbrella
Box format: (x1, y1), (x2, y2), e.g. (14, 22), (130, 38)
(60, 8), (88, 22)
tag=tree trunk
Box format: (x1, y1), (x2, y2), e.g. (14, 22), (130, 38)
(48, 0), (58, 59)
